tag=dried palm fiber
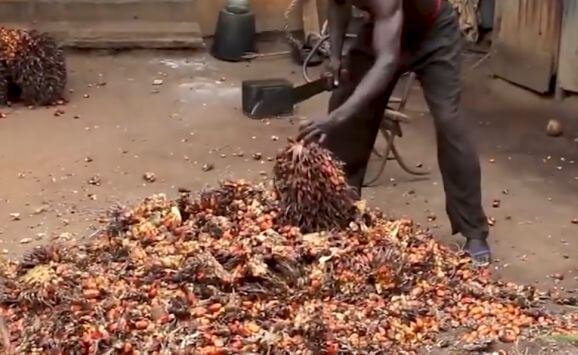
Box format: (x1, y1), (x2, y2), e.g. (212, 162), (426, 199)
(448, 0), (480, 43)
(0, 27), (66, 106)
(274, 141), (357, 232)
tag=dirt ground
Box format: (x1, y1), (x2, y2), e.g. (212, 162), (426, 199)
(0, 45), (577, 300)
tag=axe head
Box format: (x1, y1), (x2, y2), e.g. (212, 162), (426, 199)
(241, 75), (334, 119)
(242, 79), (295, 119)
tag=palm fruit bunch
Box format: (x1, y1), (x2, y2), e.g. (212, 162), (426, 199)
(273, 141), (358, 232)
(0, 27), (66, 106)
(0, 61), (7, 105)
(0, 181), (576, 353)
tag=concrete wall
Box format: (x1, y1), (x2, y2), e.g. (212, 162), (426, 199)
(0, 0), (326, 39)
(197, 0), (327, 36)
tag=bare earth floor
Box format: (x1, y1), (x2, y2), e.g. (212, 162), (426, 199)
(0, 49), (576, 319)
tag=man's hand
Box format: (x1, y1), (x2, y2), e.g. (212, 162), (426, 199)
(297, 115), (342, 144)
(328, 0), (351, 86)
(329, 57), (342, 87)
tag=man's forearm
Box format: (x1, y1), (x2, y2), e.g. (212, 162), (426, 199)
(330, 55), (398, 121)
(330, 0), (402, 123)
(328, 0), (351, 62)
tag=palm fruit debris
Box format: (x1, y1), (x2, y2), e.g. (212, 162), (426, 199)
(0, 145), (576, 354)
(0, 27), (66, 106)
(274, 141), (357, 232)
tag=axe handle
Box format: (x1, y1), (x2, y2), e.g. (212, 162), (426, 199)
(291, 76), (334, 105)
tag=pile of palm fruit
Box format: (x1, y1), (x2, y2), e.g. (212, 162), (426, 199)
(0, 27), (66, 106)
(0, 142), (575, 354)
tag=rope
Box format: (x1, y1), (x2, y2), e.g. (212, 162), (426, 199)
(302, 35), (329, 82)
(284, 0), (305, 49)
(448, 0), (480, 43)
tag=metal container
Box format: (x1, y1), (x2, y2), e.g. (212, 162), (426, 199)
(480, 0), (495, 29)
(211, 4), (255, 62)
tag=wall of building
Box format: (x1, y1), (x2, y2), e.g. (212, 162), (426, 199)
(558, 0), (578, 93)
(491, 0), (563, 93)
(197, 0), (327, 36)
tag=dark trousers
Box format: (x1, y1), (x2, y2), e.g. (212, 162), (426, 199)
(325, 2), (489, 241)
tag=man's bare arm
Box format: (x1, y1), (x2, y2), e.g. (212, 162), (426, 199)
(328, 0), (352, 85)
(330, 0), (402, 121)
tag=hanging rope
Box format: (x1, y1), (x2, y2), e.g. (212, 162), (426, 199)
(448, 0), (481, 43)
(284, 0), (306, 49)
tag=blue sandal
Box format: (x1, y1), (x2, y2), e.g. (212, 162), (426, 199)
(464, 239), (492, 267)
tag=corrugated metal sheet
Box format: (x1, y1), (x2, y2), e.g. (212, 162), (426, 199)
(491, 0), (563, 93)
(558, 0), (578, 93)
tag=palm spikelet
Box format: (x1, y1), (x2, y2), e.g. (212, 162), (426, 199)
(18, 245), (62, 274)
(369, 246), (406, 291)
(274, 141), (357, 232)
(0, 28), (27, 61)
(17, 265), (66, 308)
(0, 27), (66, 106)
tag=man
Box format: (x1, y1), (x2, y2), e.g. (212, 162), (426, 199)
(297, 0), (491, 264)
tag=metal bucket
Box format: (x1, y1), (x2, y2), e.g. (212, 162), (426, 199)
(211, 6), (256, 61)
(480, 0), (495, 30)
